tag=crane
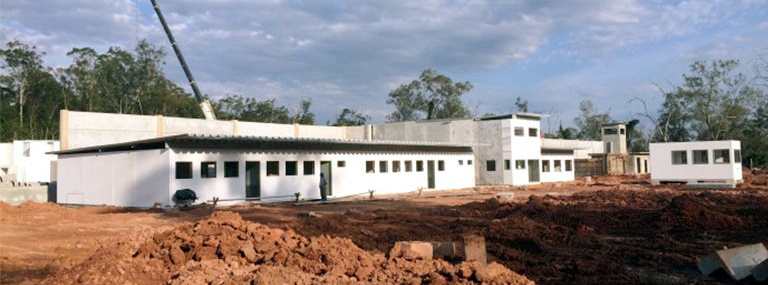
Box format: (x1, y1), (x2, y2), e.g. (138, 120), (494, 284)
(150, 0), (216, 120)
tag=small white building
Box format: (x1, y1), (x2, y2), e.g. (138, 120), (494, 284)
(54, 134), (475, 207)
(0, 140), (59, 183)
(649, 140), (742, 187)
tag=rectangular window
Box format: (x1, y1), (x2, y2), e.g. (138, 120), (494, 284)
(504, 159), (511, 170)
(514, 127), (524, 136)
(416, 161), (424, 172)
(267, 161), (279, 176)
(515, 160), (525, 170)
(671, 151), (687, 165)
(337, 161), (346, 167)
(366, 161), (375, 173)
(620, 128), (625, 135)
(735, 150), (742, 163)
(554, 160), (562, 172)
(23, 142), (30, 157)
(224, 161), (239, 177)
(604, 128), (618, 135)
(565, 160), (573, 171)
(468, 160), (473, 165)
(438, 160), (445, 171)
(405, 160), (413, 172)
(175, 162), (192, 179)
(528, 128), (538, 137)
(458, 160), (464, 166)
(285, 161), (298, 176)
(392, 160), (401, 172)
(303, 161), (315, 175)
(542, 160), (550, 172)
(201, 161), (217, 178)
(379, 161), (388, 173)
(486, 160), (496, 171)
(692, 150), (708, 164)
(713, 149), (730, 164)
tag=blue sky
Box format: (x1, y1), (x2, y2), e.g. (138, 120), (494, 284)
(2, 0), (767, 132)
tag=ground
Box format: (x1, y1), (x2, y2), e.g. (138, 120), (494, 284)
(1, 172), (767, 284)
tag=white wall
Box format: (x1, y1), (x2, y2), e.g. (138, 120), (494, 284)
(506, 118), (546, 185)
(11, 140), (59, 183)
(170, 149), (475, 204)
(0, 143), (12, 169)
(650, 141), (742, 184)
(539, 155), (576, 183)
(57, 149), (170, 207)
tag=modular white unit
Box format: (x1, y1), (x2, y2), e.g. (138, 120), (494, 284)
(649, 140), (742, 188)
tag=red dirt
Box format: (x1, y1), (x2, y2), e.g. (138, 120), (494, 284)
(2, 176), (768, 284)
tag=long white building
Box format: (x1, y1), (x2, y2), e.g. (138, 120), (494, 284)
(649, 140), (742, 188)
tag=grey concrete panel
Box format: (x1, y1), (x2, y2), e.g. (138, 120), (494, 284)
(0, 186), (48, 205)
(697, 243), (768, 280)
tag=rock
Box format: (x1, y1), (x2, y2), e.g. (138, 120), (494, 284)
(475, 262), (507, 282)
(170, 246), (186, 265)
(239, 242), (257, 263)
(354, 266), (374, 280)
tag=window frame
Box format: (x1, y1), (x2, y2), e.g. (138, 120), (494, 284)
(713, 149), (730, 164)
(224, 161), (239, 178)
(671, 151), (687, 165)
(515, 160), (525, 170)
(486, 160), (496, 172)
(175, 162), (193, 179)
(365, 161), (376, 173)
(379, 160), (388, 173)
(405, 160), (413, 172)
(692, 150), (708, 165)
(266, 161), (279, 176)
(565, 160), (573, 171)
(201, 161), (217, 178)
(735, 149), (742, 163)
(514, 127), (524, 136)
(416, 161), (424, 172)
(285, 161), (298, 176)
(542, 160), (550, 172)
(303, 161), (315, 175)
(554, 160), (562, 172)
(392, 160), (401, 172)
(528, 128), (538, 137)
(438, 160), (445, 171)
(504, 159), (511, 170)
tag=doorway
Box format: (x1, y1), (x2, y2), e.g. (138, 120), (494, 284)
(320, 161), (332, 196)
(527, 159), (540, 183)
(427, 160), (435, 189)
(245, 161), (260, 198)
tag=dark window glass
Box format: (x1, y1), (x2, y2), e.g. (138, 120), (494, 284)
(176, 162), (192, 179)
(224, 161), (239, 177)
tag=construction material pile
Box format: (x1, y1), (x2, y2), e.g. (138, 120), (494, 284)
(47, 211), (532, 284)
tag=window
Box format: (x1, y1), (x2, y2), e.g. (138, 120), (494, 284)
(554, 160), (562, 172)
(366, 161), (375, 173)
(438, 160), (445, 171)
(603, 128), (618, 135)
(416, 161), (424, 172)
(47, 142), (55, 152)
(542, 160), (550, 172)
(528, 128), (538, 137)
(514, 127), (524, 136)
(713, 149), (730, 164)
(201, 162), (217, 178)
(303, 161), (315, 175)
(692, 150), (708, 164)
(23, 142), (30, 157)
(504, 159), (511, 170)
(405, 161), (413, 172)
(459, 160), (463, 165)
(605, 142), (613, 153)
(175, 162), (192, 179)
(565, 160), (573, 171)
(735, 150), (742, 163)
(467, 160), (473, 165)
(337, 161), (346, 167)
(267, 161), (279, 176)
(486, 160), (496, 171)
(285, 161), (298, 176)
(671, 151), (687, 165)
(379, 161), (388, 173)
(393, 160), (401, 172)
(515, 160), (525, 170)
(224, 161), (239, 177)
(620, 128), (625, 135)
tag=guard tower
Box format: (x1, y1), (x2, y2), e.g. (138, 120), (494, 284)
(601, 123), (627, 155)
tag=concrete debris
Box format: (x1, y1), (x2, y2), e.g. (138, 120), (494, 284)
(697, 243), (768, 280)
(431, 242), (459, 261)
(461, 234), (487, 265)
(389, 241), (433, 261)
(496, 192), (516, 200)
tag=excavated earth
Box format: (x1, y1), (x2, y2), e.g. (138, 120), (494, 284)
(2, 174), (768, 284)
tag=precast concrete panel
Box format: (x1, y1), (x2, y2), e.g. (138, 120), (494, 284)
(297, 125), (346, 139)
(236, 122), (294, 137)
(132, 149), (170, 207)
(67, 111), (157, 148)
(341, 126), (366, 140)
(540, 155), (575, 183)
(57, 155), (84, 204)
(164, 117), (233, 136)
(476, 120), (504, 185)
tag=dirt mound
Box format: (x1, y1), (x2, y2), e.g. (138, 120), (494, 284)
(658, 194), (744, 231)
(49, 211), (533, 284)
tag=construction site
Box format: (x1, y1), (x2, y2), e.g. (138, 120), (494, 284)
(1, 171), (767, 284)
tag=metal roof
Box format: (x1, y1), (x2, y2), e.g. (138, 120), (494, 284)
(52, 133), (476, 155)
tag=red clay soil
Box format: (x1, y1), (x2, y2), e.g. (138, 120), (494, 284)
(2, 177), (768, 284)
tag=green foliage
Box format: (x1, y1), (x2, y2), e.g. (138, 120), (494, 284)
(386, 68), (472, 122)
(214, 94), (316, 125)
(333, 108), (370, 126)
(514, 97), (529, 112)
(573, 100), (612, 140)
(292, 99), (315, 125)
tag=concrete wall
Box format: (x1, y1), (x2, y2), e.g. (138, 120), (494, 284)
(11, 140), (59, 183)
(0, 186), (48, 205)
(650, 141), (742, 185)
(171, 149), (475, 204)
(540, 155), (576, 183)
(0, 143), (12, 169)
(542, 139), (603, 160)
(57, 149), (170, 207)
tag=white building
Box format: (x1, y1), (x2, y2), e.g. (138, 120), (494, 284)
(649, 140), (742, 188)
(55, 134), (475, 207)
(0, 140), (59, 183)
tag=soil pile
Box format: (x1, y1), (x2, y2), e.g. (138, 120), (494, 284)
(47, 211), (533, 284)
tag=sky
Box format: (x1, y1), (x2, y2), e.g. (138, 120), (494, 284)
(2, 0), (767, 130)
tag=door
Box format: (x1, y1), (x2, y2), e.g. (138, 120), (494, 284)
(527, 159), (540, 183)
(320, 161), (332, 196)
(245, 161), (260, 198)
(427, 160), (435, 189)
(636, 157), (641, 174)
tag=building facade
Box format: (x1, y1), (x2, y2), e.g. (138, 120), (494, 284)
(649, 140), (742, 187)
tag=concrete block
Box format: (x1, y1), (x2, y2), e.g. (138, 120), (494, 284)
(431, 242), (459, 260)
(461, 234), (486, 265)
(496, 192), (515, 200)
(697, 243), (768, 280)
(752, 259), (768, 282)
(389, 241), (433, 260)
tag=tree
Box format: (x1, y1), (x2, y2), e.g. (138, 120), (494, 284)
(514, 97), (528, 112)
(214, 94), (292, 123)
(292, 98), (315, 125)
(333, 108), (370, 126)
(386, 68), (472, 122)
(573, 100), (612, 140)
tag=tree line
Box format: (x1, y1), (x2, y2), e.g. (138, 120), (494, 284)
(2, 39), (766, 166)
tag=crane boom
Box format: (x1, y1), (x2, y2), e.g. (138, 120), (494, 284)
(150, 0), (216, 120)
